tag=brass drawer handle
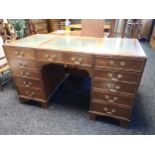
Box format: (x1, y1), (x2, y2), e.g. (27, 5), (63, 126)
(26, 91), (35, 97)
(108, 73), (113, 78)
(105, 95), (118, 103)
(51, 54), (57, 61)
(74, 61), (80, 65)
(103, 107), (116, 114)
(71, 57), (75, 61)
(71, 57), (82, 65)
(109, 60), (115, 65)
(110, 89), (117, 92)
(21, 72), (30, 77)
(19, 63), (27, 67)
(120, 61), (126, 66)
(115, 85), (120, 90)
(45, 54), (57, 61)
(45, 54), (49, 58)
(23, 81), (32, 87)
(21, 71), (24, 76)
(15, 51), (19, 55)
(117, 74), (123, 78)
(15, 51), (25, 57)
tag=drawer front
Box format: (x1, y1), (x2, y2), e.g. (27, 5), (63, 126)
(64, 53), (93, 67)
(90, 101), (131, 119)
(93, 79), (137, 94)
(35, 23), (48, 30)
(91, 89), (134, 106)
(5, 47), (36, 60)
(37, 50), (64, 63)
(17, 86), (45, 100)
(11, 68), (40, 80)
(95, 57), (144, 71)
(37, 51), (93, 67)
(15, 77), (42, 89)
(9, 59), (38, 70)
(94, 69), (140, 83)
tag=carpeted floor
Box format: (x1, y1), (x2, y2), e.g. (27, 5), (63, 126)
(0, 41), (155, 135)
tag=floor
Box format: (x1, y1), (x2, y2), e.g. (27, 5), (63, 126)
(0, 41), (155, 135)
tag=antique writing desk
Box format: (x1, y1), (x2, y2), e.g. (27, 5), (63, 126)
(3, 34), (147, 127)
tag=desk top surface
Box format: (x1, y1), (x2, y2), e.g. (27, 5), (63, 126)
(5, 34), (147, 58)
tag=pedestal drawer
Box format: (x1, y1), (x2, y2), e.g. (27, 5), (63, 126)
(93, 79), (137, 94)
(95, 57), (144, 71)
(90, 101), (131, 119)
(5, 47), (36, 60)
(11, 68), (40, 80)
(93, 69), (140, 83)
(9, 59), (38, 70)
(91, 89), (134, 106)
(17, 86), (45, 100)
(15, 77), (42, 90)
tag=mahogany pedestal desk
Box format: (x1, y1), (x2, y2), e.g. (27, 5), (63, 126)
(3, 34), (147, 127)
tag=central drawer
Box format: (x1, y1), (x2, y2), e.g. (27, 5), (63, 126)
(15, 77), (42, 90)
(91, 88), (134, 106)
(5, 47), (36, 60)
(37, 50), (93, 67)
(17, 86), (45, 100)
(64, 53), (93, 67)
(93, 69), (140, 83)
(95, 56), (144, 71)
(93, 79), (137, 94)
(90, 101), (131, 119)
(11, 68), (40, 80)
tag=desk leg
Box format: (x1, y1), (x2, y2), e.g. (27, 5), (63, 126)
(19, 97), (26, 103)
(89, 113), (96, 121)
(120, 120), (129, 128)
(41, 102), (48, 109)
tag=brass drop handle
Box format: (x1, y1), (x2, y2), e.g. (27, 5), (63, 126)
(105, 95), (118, 103)
(71, 57), (82, 65)
(19, 63), (26, 67)
(109, 60), (115, 65)
(21, 72), (30, 77)
(21, 71), (24, 76)
(51, 54), (57, 59)
(103, 107), (116, 114)
(108, 73), (113, 78)
(120, 61), (126, 66)
(117, 74), (123, 78)
(115, 85), (120, 90)
(45, 54), (49, 58)
(20, 51), (25, 56)
(71, 57), (75, 61)
(26, 91), (35, 97)
(23, 81), (32, 87)
(15, 51), (19, 55)
(74, 61), (80, 65)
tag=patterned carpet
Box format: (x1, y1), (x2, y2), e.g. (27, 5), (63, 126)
(0, 41), (155, 134)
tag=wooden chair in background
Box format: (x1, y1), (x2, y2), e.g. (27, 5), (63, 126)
(81, 19), (104, 38)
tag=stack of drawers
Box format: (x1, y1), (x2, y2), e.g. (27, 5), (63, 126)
(90, 56), (146, 127)
(31, 19), (49, 34)
(4, 47), (46, 107)
(26, 19), (49, 35)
